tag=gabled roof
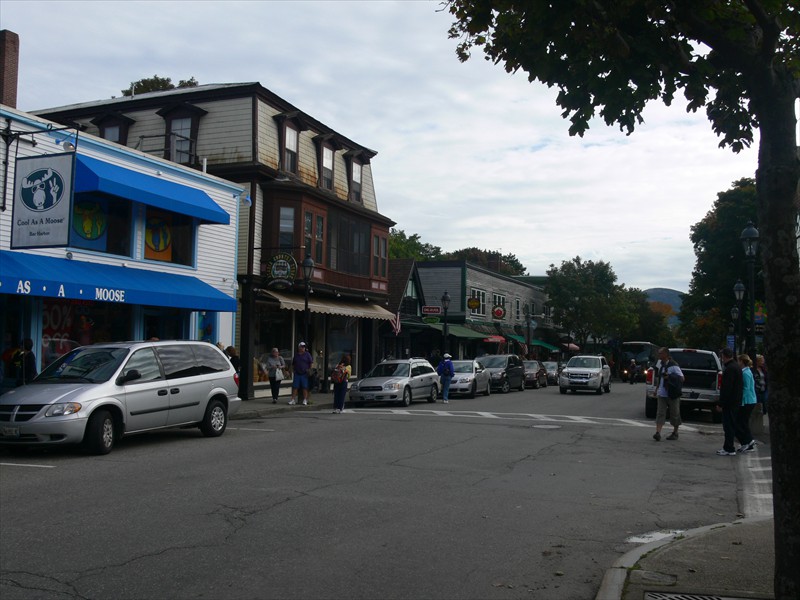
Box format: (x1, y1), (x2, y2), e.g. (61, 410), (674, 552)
(388, 258), (416, 313)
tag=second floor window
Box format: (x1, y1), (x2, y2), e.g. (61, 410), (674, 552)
(144, 207), (195, 267)
(373, 234), (387, 278)
(470, 289), (487, 316)
(285, 126), (298, 173)
(70, 194), (132, 257)
(304, 211), (325, 263)
(279, 207), (295, 248)
(493, 293), (506, 308)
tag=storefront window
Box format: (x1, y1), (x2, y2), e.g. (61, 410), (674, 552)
(255, 302), (294, 365)
(327, 315), (358, 375)
(41, 298), (134, 368)
(70, 194), (133, 257)
(144, 207), (195, 266)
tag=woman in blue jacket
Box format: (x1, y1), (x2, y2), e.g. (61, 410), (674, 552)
(736, 354), (757, 453)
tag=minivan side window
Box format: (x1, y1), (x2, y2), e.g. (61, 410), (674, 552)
(156, 345), (199, 379)
(123, 348), (163, 383)
(192, 344), (231, 374)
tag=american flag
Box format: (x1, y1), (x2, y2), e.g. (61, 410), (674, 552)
(389, 310), (401, 336)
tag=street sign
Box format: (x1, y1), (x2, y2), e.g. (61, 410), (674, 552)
(422, 305), (442, 315)
(422, 316), (441, 324)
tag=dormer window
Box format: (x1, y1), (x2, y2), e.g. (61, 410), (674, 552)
(90, 113), (134, 146)
(322, 146), (334, 189)
(156, 103), (207, 166)
(351, 161), (362, 203)
(284, 125), (299, 174)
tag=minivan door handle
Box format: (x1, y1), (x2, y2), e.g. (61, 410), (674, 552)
(157, 389), (168, 396)
(170, 388), (180, 394)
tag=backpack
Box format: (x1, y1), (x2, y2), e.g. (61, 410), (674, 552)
(331, 364), (347, 384)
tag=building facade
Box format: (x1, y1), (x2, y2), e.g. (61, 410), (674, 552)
(37, 83), (396, 397)
(1, 105), (242, 393)
(384, 259), (559, 363)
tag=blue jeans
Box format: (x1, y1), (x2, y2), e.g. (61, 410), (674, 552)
(333, 382), (348, 410)
(441, 375), (452, 400)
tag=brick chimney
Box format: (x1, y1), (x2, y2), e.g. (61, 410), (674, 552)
(1, 30), (20, 108)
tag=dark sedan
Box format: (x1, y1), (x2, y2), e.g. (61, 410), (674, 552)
(523, 360), (548, 389)
(542, 361), (559, 385)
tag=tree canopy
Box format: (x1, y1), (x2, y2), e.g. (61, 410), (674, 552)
(678, 178), (762, 348)
(447, 2), (799, 595)
(389, 229), (443, 261)
(122, 75), (199, 97)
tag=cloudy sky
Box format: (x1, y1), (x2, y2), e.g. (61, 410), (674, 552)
(2, 0), (759, 292)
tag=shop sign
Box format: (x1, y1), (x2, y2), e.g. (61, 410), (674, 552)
(467, 297), (480, 310)
(264, 252), (298, 290)
(422, 316), (440, 324)
(422, 305), (442, 315)
(492, 305), (506, 319)
(12, 153), (74, 249)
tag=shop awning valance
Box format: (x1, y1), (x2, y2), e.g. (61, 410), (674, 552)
(75, 155), (230, 225)
(530, 339), (559, 352)
(262, 290), (394, 320)
(425, 323), (486, 339)
(0, 250), (236, 311)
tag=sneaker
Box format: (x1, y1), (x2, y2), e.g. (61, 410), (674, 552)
(288, 399), (296, 405)
(302, 399), (308, 406)
(443, 400), (449, 403)
(737, 440), (756, 453)
(716, 449), (736, 456)
(666, 432), (679, 441)
(272, 399), (278, 404)
(653, 432), (661, 442)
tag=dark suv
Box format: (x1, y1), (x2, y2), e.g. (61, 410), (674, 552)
(480, 354), (525, 393)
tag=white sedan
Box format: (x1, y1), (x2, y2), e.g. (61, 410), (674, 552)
(449, 360), (492, 398)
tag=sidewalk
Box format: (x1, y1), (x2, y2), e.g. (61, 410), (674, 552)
(233, 382), (334, 419)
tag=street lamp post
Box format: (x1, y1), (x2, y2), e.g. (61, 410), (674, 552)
(740, 222), (759, 358)
(733, 279), (745, 355)
(730, 305), (740, 354)
(441, 291), (451, 355)
(302, 254), (314, 346)
(524, 306), (531, 359)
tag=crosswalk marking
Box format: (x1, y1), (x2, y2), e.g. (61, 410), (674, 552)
(345, 408), (699, 431)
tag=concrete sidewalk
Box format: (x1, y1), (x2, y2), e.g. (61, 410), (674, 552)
(233, 383), (334, 419)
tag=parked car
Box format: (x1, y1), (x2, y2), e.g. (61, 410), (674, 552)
(645, 348), (722, 423)
(542, 361), (560, 385)
(559, 355), (612, 395)
(480, 354), (525, 393)
(348, 358), (439, 407)
(523, 360), (548, 389)
(449, 360), (492, 398)
(0, 340), (241, 455)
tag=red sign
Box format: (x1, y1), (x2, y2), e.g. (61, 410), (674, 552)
(422, 305), (442, 315)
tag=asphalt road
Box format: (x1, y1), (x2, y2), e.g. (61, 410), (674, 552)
(0, 382), (745, 599)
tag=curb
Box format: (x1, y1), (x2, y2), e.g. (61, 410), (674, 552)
(594, 517), (771, 600)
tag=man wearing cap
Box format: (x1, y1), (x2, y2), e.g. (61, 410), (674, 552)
(289, 342), (314, 405)
(437, 353), (455, 403)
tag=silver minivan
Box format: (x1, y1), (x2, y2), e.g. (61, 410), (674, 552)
(0, 340), (241, 454)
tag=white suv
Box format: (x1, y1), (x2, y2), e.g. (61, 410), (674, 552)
(559, 355), (612, 395)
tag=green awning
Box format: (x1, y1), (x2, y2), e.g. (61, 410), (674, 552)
(531, 339), (559, 352)
(507, 334), (526, 343)
(427, 323), (486, 339)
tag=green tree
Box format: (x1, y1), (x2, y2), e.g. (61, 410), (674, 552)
(678, 179), (762, 348)
(443, 248), (527, 275)
(122, 75), (199, 97)
(447, 4), (799, 593)
(545, 257), (620, 350)
(389, 229), (443, 261)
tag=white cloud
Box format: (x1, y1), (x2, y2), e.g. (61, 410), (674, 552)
(2, 0), (758, 292)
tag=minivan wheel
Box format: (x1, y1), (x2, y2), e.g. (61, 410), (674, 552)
(200, 399), (227, 437)
(401, 387), (412, 407)
(84, 409), (115, 455)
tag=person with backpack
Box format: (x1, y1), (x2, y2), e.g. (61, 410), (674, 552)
(437, 353), (455, 404)
(652, 347), (684, 442)
(331, 355), (351, 414)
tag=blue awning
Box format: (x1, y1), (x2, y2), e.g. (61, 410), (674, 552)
(0, 251), (236, 312)
(75, 155), (230, 225)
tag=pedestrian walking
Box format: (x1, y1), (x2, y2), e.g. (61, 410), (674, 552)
(289, 342), (313, 405)
(264, 347), (286, 404)
(331, 355), (352, 414)
(652, 347), (684, 441)
(225, 346), (241, 372)
(437, 353), (454, 403)
(716, 347), (743, 456)
(735, 353), (757, 453)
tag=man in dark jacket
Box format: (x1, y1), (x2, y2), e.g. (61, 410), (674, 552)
(717, 347), (743, 456)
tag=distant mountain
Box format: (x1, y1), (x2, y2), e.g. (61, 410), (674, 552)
(645, 288), (683, 326)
